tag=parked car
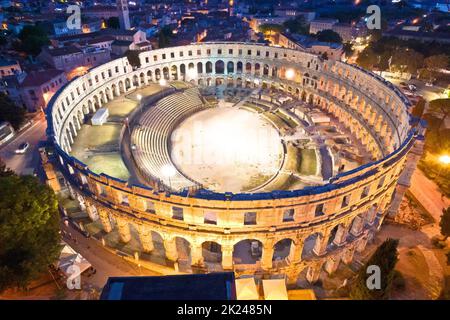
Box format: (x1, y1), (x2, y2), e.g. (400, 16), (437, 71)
(15, 142), (29, 154)
(425, 82), (433, 87)
(408, 84), (417, 91)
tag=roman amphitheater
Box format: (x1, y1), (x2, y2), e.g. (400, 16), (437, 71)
(43, 42), (422, 285)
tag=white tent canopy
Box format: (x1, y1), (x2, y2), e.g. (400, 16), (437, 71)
(235, 277), (259, 300)
(262, 278), (288, 300)
(55, 241), (91, 277)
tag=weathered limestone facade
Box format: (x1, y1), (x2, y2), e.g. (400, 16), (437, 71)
(45, 43), (421, 283)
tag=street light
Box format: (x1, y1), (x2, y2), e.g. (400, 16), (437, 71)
(159, 79), (167, 86)
(439, 154), (450, 165)
(436, 154), (450, 179)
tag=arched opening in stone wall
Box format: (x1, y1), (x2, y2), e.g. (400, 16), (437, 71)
(272, 66), (278, 78)
(301, 91), (307, 102)
(272, 238), (294, 266)
(197, 62), (203, 74)
(226, 76), (233, 87)
(206, 62), (213, 74)
(118, 81), (125, 94)
(254, 63), (261, 76)
(155, 68), (161, 80)
(68, 122), (76, 139)
(215, 60), (224, 74)
(77, 110), (84, 125)
(216, 78), (224, 86)
(202, 241), (222, 264)
(179, 64), (186, 78)
(93, 95), (100, 110)
(171, 65), (178, 80)
(263, 64), (269, 76)
(163, 67), (170, 80)
(236, 61), (243, 73)
(328, 224), (340, 247)
(140, 72), (145, 85)
(227, 61), (234, 74)
(147, 70), (152, 82)
(302, 233), (321, 259)
(175, 236), (191, 270)
(111, 84), (118, 97)
(133, 74), (139, 86)
(245, 62), (252, 74)
(150, 231), (166, 263)
(233, 239), (262, 265)
(125, 78), (131, 90)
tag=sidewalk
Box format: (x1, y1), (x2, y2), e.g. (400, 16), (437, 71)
(409, 168), (450, 223)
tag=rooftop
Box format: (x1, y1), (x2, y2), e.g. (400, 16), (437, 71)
(43, 46), (83, 57)
(21, 69), (65, 87)
(100, 273), (236, 300)
(0, 59), (19, 67)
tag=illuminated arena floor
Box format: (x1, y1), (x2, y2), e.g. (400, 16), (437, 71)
(170, 105), (284, 192)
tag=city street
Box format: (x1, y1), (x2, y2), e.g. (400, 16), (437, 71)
(381, 75), (447, 102)
(60, 222), (161, 290)
(0, 115), (47, 175)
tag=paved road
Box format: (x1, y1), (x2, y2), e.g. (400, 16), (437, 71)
(0, 115), (47, 175)
(383, 76), (446, 102)
(61, 222), (161, 290)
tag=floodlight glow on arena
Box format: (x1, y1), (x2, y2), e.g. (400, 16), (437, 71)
(161, 164), (177, 177)
(187, 68), (198, 79)
(285, 68), (295, 80)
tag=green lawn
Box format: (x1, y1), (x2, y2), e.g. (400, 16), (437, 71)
(299, 149), (317, 176)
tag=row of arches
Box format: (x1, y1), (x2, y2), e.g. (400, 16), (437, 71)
(87, 196), (381, 273)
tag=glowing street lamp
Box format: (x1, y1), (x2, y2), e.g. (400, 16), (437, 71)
(439, 154), (450, 165)
(159, 79), (167, 86)
(436, 154), (450, 179)
(285, 68), (295, 80)
(136, 94), (142, 101)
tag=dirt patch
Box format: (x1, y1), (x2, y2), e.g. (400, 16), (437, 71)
(394, 192), (435, 230)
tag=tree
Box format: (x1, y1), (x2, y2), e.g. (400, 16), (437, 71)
(125, 50), (141, 69)
(391, 48), (423, 75)
(0, 158), (13, 177)
(425, 54), (449, 71)
(418, 68), (435, 83)
(356, 47), (378, 70)
(0, 93), (26, 130)
(283, 16), (309, 35)
(350, 238), (399, 300)
(343, 42), (354, 57)
(158, 26), (173, 49)
(0, 35), (7, 46)
(107, 17), (120, 29)
(428, 99), (450, 130)
(17, 25), (50, 56)
(0, 174), (61, 292)
(440, 207), (450, 241)
(258, 23), (284, 36)
(315, 29), (342, 44)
